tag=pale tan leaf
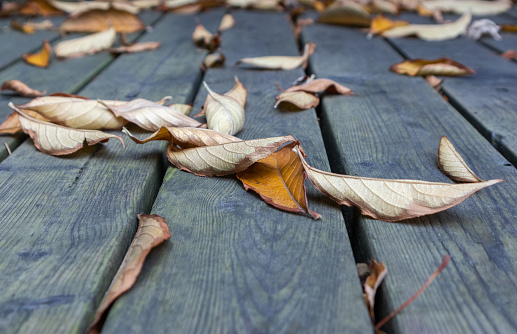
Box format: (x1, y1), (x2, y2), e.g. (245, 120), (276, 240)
(0, 110), (49, 134)
(317, 1), (371, 27)
(383, 12), (471, 41)
(198, 76), (247, 117)
(203, 81), (245, 135)
(23, 40), (51, 68)
(390, 58), (475, 76)
(438, 136), (482, 183)
(169, 103), (192, 116)
(86, 213), (170, 334)
(100, 98), (203, 131)
(19, 96), (127, 130)
(192, 23), (219, 50)
(49, 0), (139, 14)
(420, 0), (510, 15)
(167, 135), (296, 177)
(371, 0), (399, 15)
(9, 103), (124, 155)
(275, 91), (320, 109)
(11, 19), (54, 33)
(110, 41), (160, 54)
(295, 146), (503, 222)
(60, 8), (146, 34)
(55, 27), (116, 58)
(364, 261), (387, 320)
(236, 42), (316, 70)
(131, 0), (161, 10)
(203, 52), (225, 68)
(285, 78), (353, 95)
(218, 13), (235, 32)
(1, 80), (46, 97)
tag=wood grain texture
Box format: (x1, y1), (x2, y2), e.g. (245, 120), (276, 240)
(302, 21), (517, 333)
(101, 11), (373, 334)
(0, 11), (161, 161)
(0, 10), (214, 334)
(388, 12), (517, 166)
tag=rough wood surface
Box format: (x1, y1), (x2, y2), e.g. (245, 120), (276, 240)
(0, 11), (160, 162)
(0, 10), (216, 334)
(389, 12), (517, 166)
(101, 11), (373, 334)
(302, 21), (517, 333)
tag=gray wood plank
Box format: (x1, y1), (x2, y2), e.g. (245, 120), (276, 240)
(302, 21), (517, 333)
(0, 10), (216, 334)
(0, 11), (160, 162)
(101, 11), (373, 334)
(386, 13), (517, 166)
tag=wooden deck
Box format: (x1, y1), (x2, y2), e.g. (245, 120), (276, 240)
(1, 6), (517, 334)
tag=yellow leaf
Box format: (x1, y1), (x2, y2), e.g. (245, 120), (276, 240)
(60, 8), (146, 34)
(369, 14), (409, 36)
(23, 40), (51, 68)
(438, 136), (482, 183)
(317, 1), (371, 27)
(390, 58), (475, 76)
(275, 91), (320, 109)
(55, 27), (116, 58)
(236, 42), (316, 70)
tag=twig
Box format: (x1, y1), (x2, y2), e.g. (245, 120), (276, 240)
(375, 255), (450, 331)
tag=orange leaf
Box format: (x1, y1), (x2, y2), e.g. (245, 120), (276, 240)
(23, 40), (51, 68)
(237, 143), (321, 219)
(86, 214), (171, 334)
(1, 79), (46, 97)
(19, 0), (63, 16)
(501, 24), (517, 32)
(60, 8), (146, 34)
(390, 58), (474, 76)
(369, 14), (409, 36)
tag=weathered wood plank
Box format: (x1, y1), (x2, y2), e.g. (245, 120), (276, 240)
(101, 11), (373, 334)
(0, 10), (218, 333)
(302, 21), (517, 333)
(0, 11), (160, 162)
(387, 13), (517, 166)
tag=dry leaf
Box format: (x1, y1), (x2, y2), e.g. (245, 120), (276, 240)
(1, 80), (46, 97)
(420, 0), (510, 15)
(383, 12), (471, 41)
(364, 260), (387, 320)
(236, 42), (316, 70)
(86, 213), (170, 334)
(11, 19), (35, 34)
(19, 0), (63, 16)
(438, 136), (482, 183)
(295, 146), (503, 222)
(197, 76), (247, 117)
(23, 40), (51, 68)
(18, 96), (127, 130)
(11, 19), (52, 33)
(203, 52), (225, 68)
(369, 14), (409, 36)
(425, 75), (443, 90)
(285, 78), (353, 95)
(466, 19), (501, 40)
(237, 143), (321, 219)
(48, 92), (89, 99)
(167, 135), (295, 177)
(55, 27), (116, 58)
(0, 109), (50, 134)
(317, 1), (371, 27)
(203, 80), (246, 135)
(371, 0), (399, 14)
(110, 41), (160, 54)
(192, 23), (220, 50)
(501, 50), (517, 60)
(169, 103), (192, 116)
(49, 0), (139, 14)
(60, 8), (146, 34)
(501, 24), (517, 32)
(275, 91), (320, 109)
(100, 98), (203, 131)
(218, 13), (235, 32)
(390, 58), (475, 76)
(9, 103), (124, 155)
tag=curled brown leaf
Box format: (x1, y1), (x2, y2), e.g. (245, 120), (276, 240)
(1, 80), (46, 97)
(275, 91), (320, 110)
(60, 8), (146, 34)
(284, 78), (353, 95)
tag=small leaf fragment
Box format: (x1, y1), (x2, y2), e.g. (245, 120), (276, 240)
(86, 213), (171, 334)
(110, 41), (160, 54)
(317, 1), (371, 27)
(425, 75), (443, 91)
(419, 0), (510, 15)
(60, 8), (146, 34)
(0, 110), (49, 135)
(23, 40), (51, 68)
(501, 50), (517, 60)
(203, 52), (225, 68)
(203, 80), (246, 135)
(364, 261), (387, 320)
(275, 91), (320, 110)
(390, 58), (475, 76)
(237, 143), (321, 219)
(9, 103), (124, 155)
(1, 80), (46, 97)
(192, 23), (220, 51)
(285, 78), (353, 95)
(236, 42), (316, 70)
(218, 13), (235, 32)
(55, 27), (116, 58)
(369, 14), (409, 36)
(295, 146), (503, 222)
(438, 136), (482, 183)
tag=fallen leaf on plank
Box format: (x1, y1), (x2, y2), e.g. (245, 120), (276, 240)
(60, 8), (145, 33)
(438, 136), (482, 183)
(218, 13), (235, 32)
(49, 0), (139, 14)
(169, 103), (192, 116)
(9, 103), (124, 155)
(18, 96), (128, 130)
(48, 92), (89, 99)
(11, 19), (36, 34)
(23, 40), (51, 68)
(203, 52), (225, 68)
(237, 142), (321, 219)
(363, 260), (387, 320)
(501, 50), (517, 60)
(86, 213), (171, 334)
(167, 135), (295, 177)
(501, 24), (517, 32)
(419, 0), (510, 15)
(227, 0), (283, 11)
(317, 1), (371, 27)
(192, 23), (220, 51)
(236, 42), (316, 70)
(369, 14), (409, 36)
(425, 75), (443, 90)
(203, 80), (246, 135)
(285, 78), (353, 95)
(110, 41), (160, 54)
(11, 19), (54, 33)
(390, 58), (474, 76)
(370, 0), (399, 14)
(275, 91), (320, 109)
(0, 109), (50, 134)
(19, 0), (63, 16)
(100, 98), (203, 131)
(383, 12), (471, 41)
(1, 80), (46, 97)
(55, 27), (116, 58)
(295, 146), (503, 222)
